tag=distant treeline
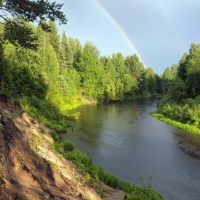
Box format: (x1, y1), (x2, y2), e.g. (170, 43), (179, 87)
(0, 20), (169, 111)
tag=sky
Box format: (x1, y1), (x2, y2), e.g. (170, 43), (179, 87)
(53, 0), (200, 75)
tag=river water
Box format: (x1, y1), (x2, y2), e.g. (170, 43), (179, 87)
(62, 98), (200, 200)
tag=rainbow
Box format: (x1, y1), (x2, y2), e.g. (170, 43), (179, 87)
(94, 0), (147, 68)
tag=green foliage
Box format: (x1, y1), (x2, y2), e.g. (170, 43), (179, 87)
(64, 150), (93, 169)
(0, 12), (163, 200)
(4, 18), (38, 49)
(22, 96), (69, 133)
(157, 43), (200, 136)
(1, 0), (67, 48)
(151, 112), (200, 147)
(64, 149), (162, 199)
(49, 130), (60, 141)
(1, 19), (160, 106)
(62, 140), (75, 151)
(126, 187), (162, 200)
(161, 67), (172, 94)
(168, 78), (187, 102)
(76, 41), (105, 100)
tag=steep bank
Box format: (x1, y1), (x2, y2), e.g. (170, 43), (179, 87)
(0, 97), (125, 200)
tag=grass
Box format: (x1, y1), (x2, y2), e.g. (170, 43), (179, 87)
(21, 96), (70, 133)
(17, 95), (162, 199)
(151, 113), (200, 134)
(151, 112), (200, 147)
(63, 149), (163, 200)
(49, 140), (162, 199)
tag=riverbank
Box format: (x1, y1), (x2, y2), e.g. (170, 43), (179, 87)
(151, 112), (200, 158)
(0, 98), (124, 199)
(0, 96), (163, 199)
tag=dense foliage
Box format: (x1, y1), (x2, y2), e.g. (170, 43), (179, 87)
(155, 43), (200, 136)
(0, 21), (162, 113)
(0, 0), (67, 49)
(0, 3), (164, 198)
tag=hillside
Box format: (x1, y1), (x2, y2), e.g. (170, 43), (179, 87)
(0, 95), (125, 200)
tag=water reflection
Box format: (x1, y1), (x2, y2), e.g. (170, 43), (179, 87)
(62, 98), (200, 200)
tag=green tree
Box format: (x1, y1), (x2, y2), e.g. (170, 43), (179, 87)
(2, 42), (47, 98)
(177, 53), (188, 81)
(168, 78), (187, 102)
(48, 20), (60, 55)
(161, 67), (172, 94)
(76, 41), (104, 100)
(171, 64), (178, 78)
(146, 67), (156, 95)
(185, 43), (200, 98)
(1, 0), (67, 48)
(125, 54), (144, 83)
(101, 56), (117, 101)
(154, 74), (162, 94)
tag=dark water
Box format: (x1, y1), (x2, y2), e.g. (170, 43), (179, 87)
(62, 98), (200, 200)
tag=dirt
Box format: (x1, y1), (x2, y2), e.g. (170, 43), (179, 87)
(0, 96), (126, 200)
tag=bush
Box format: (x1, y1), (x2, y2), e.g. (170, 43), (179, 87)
(49, 131), (60, 141)
(64, 150), (92, 169)
(51, 123), (67, 133)
(62, 140), (74, 151)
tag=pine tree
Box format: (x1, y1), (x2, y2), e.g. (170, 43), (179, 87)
(0, 0), (67, 49)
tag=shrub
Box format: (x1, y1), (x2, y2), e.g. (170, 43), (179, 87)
(64, 150), (92, 169)
(49, 131), (60, 141)
(62, 140), (75, 151)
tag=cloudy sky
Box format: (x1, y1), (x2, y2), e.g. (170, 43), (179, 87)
(55, 0), (200, 75)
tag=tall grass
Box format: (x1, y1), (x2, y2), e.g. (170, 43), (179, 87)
(151, 112), (200, 147)
(151, 113), (200, 133)
(63, 149), (163, 200)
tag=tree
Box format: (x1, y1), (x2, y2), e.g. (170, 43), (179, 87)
(185, 44), (200, 98)
(125, 54), (144, 82)
(154, 74), (162, 94)
(161, 67), (172, 94)
(76, 41), (104, 100)
(171, 64), (178, 78)
(1, 41), (48, 98)
(177, 53), (188, 81)
(48, 20), (60, 55)
(0, 0), (67, 48)
(146, 67), (156, 95)
(101, 56), (117, 101)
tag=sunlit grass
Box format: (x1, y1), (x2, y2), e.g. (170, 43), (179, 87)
(151, 113), (200, 134)
(63, 149), (163, 200)
(151, 112), (200, 147)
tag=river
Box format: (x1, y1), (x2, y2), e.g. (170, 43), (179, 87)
(62, 98), (200, 200)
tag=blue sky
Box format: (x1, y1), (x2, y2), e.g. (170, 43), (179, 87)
(53, 0), (200, 75)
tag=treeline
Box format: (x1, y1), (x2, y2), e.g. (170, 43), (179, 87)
(156, 43), (200, 128)
(0, 20), (163, 111)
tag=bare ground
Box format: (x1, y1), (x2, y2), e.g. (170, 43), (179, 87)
(0, 96), (125, 200)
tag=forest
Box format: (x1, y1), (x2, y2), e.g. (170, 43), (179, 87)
(1, 14), (200, 142)
(0, 19), (166, 123)
(0, 19), (165, 199)
(1, 1), (200, 199)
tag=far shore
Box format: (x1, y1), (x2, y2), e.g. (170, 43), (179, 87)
(151, 112), (200, 159)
